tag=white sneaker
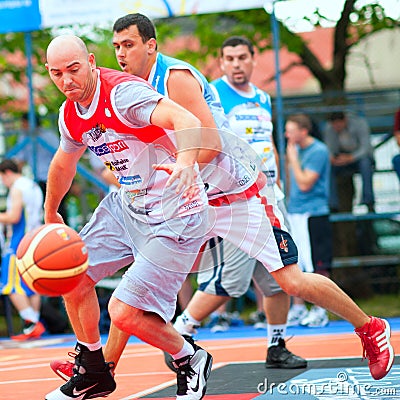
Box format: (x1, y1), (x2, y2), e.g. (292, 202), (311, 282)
(300, 306), (329, 328)
(173, 342), (213, 399)
(287, 306), (309, 327)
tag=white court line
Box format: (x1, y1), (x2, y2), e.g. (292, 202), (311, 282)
(0, 371), (175, 385)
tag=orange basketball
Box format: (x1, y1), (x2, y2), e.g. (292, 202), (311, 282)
(16, 223), (88, 296)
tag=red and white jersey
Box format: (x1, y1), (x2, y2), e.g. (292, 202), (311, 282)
(59, 67), (207, 223)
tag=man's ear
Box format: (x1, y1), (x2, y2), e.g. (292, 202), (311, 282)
(147, 38), (157, 54)
(88, 53), (96, 70)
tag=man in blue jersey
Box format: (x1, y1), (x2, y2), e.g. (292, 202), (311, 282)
(174, 36), (305, 368)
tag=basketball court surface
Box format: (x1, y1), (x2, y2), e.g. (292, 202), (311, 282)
(1, 318), (399, 399)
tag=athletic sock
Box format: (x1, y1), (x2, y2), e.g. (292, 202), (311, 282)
(19, 307), (39, 323)
(78, 340), (102, 351)
(171, 336), (195, 360)
(174, 310), (201, 335)
(267, 324), (286, 347)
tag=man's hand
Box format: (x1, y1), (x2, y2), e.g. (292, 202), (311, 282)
(153, 162), (200, 200)
(286, 142), (298, 165)
(332, 153), (353, 166)
(44, 211), (65, 225)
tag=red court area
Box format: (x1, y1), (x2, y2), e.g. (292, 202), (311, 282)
(1, 323), (399, 399)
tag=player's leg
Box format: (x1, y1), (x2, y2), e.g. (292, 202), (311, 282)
(272, 263), (394, 380)
(108, 211), (212, 399)
(2, 250), (45, 341)
(174, 236), (254, 335)
(253, 262), (307, 369)
(214, 196), (394, 380)
(46, 194), (133, 399)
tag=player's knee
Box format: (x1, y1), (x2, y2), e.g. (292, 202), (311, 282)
(271, 264), (304, 297)
(108, 297), (142, 333)
(63, 274), (95, 302)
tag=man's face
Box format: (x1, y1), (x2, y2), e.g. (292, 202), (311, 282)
(46, 48), (95, 105)
(220, 44), (255, 87)
(0, 171), (11, 188)
(285, 121), (304, 144)
(112, 25), (156, 79)
(330, 118), (347, 133)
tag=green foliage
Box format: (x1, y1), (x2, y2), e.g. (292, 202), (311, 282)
(155, 9), (272, 72)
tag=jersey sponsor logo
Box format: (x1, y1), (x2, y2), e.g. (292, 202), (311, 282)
(238, 175), (251, 186)
(119, 175), (142, 185)
(125, 188), (147, 200)
(182, 200), (200, 211)
(88, 123), (106, 142)
(89, 140), (129, 156)
(104, 158), (129, 172)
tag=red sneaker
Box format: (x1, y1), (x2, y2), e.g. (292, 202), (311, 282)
(11, 321), (45, 341)
(50, 359), (75, 381)
(355, 317), (394, 380)
(51, 353), (116, 382)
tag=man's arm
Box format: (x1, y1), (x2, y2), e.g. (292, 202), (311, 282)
(150, 97), (202, 197)
(44, 146), (86, 223)
(167, 69), (221, 165)
(351, 117), (372, 161)
(0, 187), (23, 225)
(286, 142), (319, 192)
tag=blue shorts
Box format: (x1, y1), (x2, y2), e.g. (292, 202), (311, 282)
(1, 247), (35, 296)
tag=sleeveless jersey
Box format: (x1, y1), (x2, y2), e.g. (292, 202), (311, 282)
(6, 176), (43, 251)
(59, 67), (207, 223)
(211, 77), (278, 185)
(148, 53), (261, 199)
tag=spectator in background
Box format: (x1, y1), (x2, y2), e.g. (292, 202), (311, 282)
(391, 108), (400, 181)
(0, 159), (45, 340)
(14, 113), (67, 222)
(323, 111), (375, 212)
(285, 114), (332, 328)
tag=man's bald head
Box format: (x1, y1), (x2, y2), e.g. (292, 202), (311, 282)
(47, 35), (88, 62)
(46, 35), (97, 107)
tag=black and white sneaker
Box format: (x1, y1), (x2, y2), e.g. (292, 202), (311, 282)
(164, 335), (196, 373)
(172, 340), (213, 399)
(45, 344), (116, 399)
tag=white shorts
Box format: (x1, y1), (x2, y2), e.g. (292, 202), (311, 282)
(80, 192), (208, 322)
(197, 195), (295, 297)
(203, 196), (297, 273)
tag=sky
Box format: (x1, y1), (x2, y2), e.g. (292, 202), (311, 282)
(272, 0), (400, 32)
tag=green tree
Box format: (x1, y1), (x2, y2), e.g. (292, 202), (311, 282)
(155, 0), (398, 98)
